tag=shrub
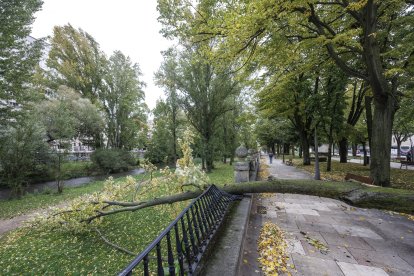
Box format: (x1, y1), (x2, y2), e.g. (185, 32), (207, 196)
(91, 149), (135, 174)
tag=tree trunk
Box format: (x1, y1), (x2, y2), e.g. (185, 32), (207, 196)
(365, 96), (373, 149)
(327, 121), (334, 172)
(362, 143), (368, 166)
(370, 97), (394, 186)
(205, 139), (214, 173)
(327, 141), (332, 172)
(338, 138), (348, 163)
(352, 144), (357, 156)
(396, 137), (402, 158)
(301, 135), (311, 165)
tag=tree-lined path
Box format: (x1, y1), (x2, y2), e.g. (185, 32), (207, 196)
(240, 157), (414, 275)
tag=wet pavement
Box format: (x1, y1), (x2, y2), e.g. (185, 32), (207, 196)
(240, 158), (414, 276)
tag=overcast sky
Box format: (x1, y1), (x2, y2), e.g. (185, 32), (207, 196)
(31, 0), (174, 110)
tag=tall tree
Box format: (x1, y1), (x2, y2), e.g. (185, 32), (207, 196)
(100, 51), (146, 150)
(158, 0), (414, 186)
(46, 24), (106, 103)
(0, 0), (44, 125)
(155, 50), (183, 164)
(145, 99), (183, 164)
(173, 48), (240, 172)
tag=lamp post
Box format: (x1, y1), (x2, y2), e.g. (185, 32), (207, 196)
(314, 126), (320, 180)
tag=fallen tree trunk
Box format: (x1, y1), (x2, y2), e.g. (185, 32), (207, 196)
(222, 180), (414, 214)
(80, 180), (414, 224)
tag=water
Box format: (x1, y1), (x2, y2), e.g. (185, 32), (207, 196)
(0, 168), (145, 200)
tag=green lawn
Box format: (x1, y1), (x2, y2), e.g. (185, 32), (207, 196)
(0, 162), (234, 275)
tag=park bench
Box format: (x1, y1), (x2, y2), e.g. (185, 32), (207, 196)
(400, 160), (414, 169)
(344, 173), (374, 185)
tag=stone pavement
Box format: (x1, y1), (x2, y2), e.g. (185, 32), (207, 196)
(240, 157), (414, 276)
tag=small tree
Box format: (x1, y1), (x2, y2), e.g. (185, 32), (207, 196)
(0, 115), (49, 196)
(37, 86), (104, 193)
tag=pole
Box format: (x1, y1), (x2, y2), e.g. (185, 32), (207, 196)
(314, 127), (320, 180)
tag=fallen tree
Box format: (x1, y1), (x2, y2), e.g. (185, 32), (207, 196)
(68, 179), (414, 226)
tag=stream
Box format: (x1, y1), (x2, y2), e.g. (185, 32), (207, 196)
(0, 168), (145, 200)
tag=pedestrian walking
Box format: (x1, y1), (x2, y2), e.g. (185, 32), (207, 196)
(268, 151), (274, 164)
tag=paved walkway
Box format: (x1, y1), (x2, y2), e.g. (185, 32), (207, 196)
(240, 158), (414, 276)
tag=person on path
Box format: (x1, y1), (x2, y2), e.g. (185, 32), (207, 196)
(268, 151), (274, 164)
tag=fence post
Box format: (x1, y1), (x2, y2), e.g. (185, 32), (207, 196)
(234, 145), (249, 183)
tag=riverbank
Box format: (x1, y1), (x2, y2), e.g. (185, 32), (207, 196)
(0, 167), (144, 200)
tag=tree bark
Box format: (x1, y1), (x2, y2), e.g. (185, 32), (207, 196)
(370, 97), (395, 186)
(300, 132), (311, 165)
(338, 138), (348, 163)
(365, 95), (373, 149)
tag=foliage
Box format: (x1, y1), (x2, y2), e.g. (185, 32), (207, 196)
(100, 51), (147, 149)
(0, 130), (235, 274)
(175, 128), (209, 188)
(157, 0), (414, 186)
(37, 85), (104, 144)
(145, 99), (184, 164)
(257, 222), (293, 276)
(152, 52), (187, 164)
(0, 0), (44, 125)
(160, 47), (241, 172)
(0, 172), (152, 220)
(91, 149), (136, 174)
(0, 115), (50, 196)
(46, 24), (106, 103)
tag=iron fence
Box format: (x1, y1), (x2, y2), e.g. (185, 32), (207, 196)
(118, 185), (241, 276)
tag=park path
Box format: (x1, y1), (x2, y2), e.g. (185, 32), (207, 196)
(0, 201), (69, 238)
(240, 157), (414, 276)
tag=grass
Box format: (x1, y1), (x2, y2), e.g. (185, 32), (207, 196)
(0, 162), (234, 275)
(26, 161), (94, 185)
(288, 156), (414, 190)
(0, 172), (151, 220)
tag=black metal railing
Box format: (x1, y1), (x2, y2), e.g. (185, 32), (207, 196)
(118, 185), (241, 276)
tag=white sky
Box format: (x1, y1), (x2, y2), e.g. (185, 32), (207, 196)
(31, 0), (174, 110)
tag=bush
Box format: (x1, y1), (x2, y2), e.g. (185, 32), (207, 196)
(91, 149), (135, 174)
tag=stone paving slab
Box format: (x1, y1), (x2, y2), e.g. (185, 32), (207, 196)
(292, 253), (345, 276)
(337, 262), (389, 276)
(239, 157), (414, 276)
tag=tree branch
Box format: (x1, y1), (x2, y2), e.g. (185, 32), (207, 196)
(95, 228), (136, 256)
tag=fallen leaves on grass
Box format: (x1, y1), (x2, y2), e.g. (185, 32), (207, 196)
(258, 222), (293, 276)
